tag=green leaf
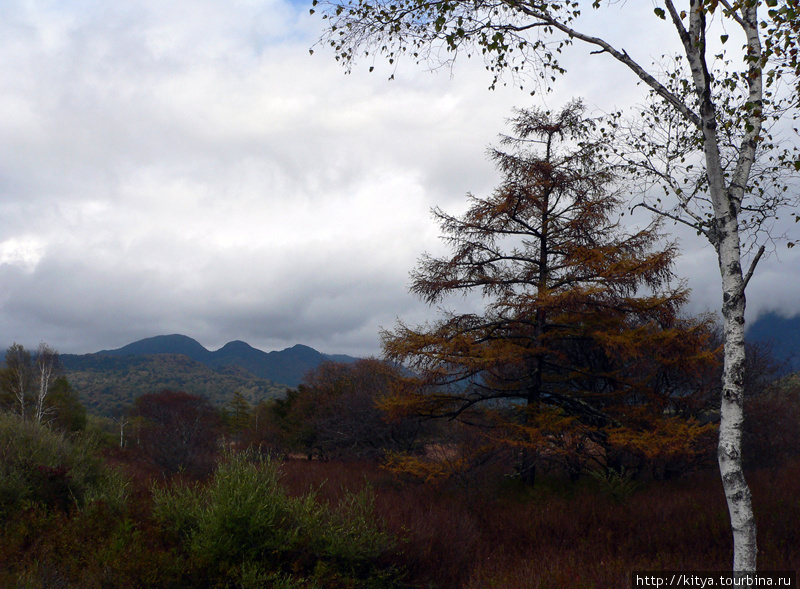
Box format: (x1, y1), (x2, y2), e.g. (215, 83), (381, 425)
(654, 7), (666, 19)
(720, 34), (728, 44)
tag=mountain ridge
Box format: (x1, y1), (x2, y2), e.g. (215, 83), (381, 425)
(60, 335), (360, 416)
(746, 311), (799, 371)
(66, 334), (359, 388)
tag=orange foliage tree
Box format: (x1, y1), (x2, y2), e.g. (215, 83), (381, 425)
(381, 101), (717, 484)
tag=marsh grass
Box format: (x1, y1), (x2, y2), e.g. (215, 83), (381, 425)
(1, 435), (798, 589)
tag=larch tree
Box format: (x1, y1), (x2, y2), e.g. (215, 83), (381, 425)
(313, 0), (800, 570)
(382, 102), (717, 485)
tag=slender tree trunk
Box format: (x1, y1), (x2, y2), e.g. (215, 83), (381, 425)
(682, 1), (759, 570)
(35, 362), (54, 424)
(717, 227), (758, 572)
(10, 363), (28, 421)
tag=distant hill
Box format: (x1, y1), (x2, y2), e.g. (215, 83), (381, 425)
(98, 334), (213, 361)
(61, 335), (360, 416)
(62, 353), (287, 417)
(93, 334), (358, 386)
(746, 312), (799, 371)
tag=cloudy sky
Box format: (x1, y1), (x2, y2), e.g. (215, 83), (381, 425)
(1, 0), (797, 357)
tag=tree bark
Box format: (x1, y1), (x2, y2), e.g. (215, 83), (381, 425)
(682, 0), (760, 570)
(717, 233), (758, 571)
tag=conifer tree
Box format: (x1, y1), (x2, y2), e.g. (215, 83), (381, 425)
(382, 102), (716, 484)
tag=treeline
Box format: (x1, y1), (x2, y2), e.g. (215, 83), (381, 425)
(108, 350), (799, 488)
(63, 352), (286, 417)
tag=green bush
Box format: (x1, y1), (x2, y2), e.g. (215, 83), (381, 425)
(587, 465), (641, 503)
(151, 449), (400, 587)
(0, 413), (127, 520)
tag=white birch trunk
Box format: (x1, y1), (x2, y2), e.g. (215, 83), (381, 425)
(681, 0), (760, 571)
(15, 370), (27, 421)
(35, 360), (54, 424)
(34, 342), (60, 423)
(543, 0), (762, 570)
(717, 234), (757, 572)
(34, 343), (59, 425)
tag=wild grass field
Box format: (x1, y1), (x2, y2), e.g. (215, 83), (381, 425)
(2, 416), (798, 589)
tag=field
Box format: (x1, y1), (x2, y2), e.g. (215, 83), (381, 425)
(3, 432), (797, 589)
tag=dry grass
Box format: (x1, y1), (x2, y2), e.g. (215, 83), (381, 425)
(278, 457), (800, 589)
(2, 447), (797, 589)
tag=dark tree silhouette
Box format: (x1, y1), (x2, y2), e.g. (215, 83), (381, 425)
(131, 390), (221, 478)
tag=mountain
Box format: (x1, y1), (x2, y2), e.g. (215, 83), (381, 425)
(90, 335), (358, 386)
(746, 312), (800, 371)
(61, 353), (286, 417)
(98, 334), (212, 362)
(60, 335), (360, 415)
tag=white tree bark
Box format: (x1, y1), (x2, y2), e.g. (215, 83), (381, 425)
(34, 343), (60, 425)
(539, 1), (762, 570)
(681, 0), (761, 571)
(4, 344), (32, 421)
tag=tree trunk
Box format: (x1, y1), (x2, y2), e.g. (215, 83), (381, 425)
(684, 0), (759, 569)
(717, 229), (758, 572)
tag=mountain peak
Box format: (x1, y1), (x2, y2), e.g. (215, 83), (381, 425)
(91, 335), (359, 387)
(99, 334), (210, 360)
(218, 340), (255, 352)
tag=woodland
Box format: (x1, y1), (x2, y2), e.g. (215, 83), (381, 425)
(2, 96), (800, 587)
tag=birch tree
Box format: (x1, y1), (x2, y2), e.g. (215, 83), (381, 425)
(33, 343), (61, 425)
(313, 0), (800, 571)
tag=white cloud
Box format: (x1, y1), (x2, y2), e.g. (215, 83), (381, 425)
(0, 0), (797, 358)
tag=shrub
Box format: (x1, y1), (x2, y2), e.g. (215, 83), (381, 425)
(261, 360), (422, 461)
(151, 449), (400, 587)
(0, 413), (127, 521)
(131, 390), (221, 478)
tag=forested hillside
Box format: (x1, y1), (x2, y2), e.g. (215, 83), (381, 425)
(59, 335), (361, 415)
(62, 353), (286, 417)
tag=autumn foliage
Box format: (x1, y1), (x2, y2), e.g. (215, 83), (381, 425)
(382, 102), (718, 483)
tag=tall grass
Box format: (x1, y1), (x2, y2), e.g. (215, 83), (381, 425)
(1, 432), (797, 589)
(278, 458), (800, 589)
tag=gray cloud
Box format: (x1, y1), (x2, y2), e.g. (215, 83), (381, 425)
(1, 0), (797, 358)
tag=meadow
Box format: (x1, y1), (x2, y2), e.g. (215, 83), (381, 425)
(2, 413), (798, 589)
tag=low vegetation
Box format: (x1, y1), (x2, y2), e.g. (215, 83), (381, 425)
(1, 421), (798, 588)
(1, 340), (798, 588)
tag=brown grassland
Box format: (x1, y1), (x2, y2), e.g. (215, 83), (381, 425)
(280, 458), (800, 588)
(3, 444), (797, 589)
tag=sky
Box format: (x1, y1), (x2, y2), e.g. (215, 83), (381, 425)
(1, 0), (798, 358)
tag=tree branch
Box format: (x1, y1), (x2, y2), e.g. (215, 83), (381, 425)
(515, 2), (702, 128)
(739, 244), (765, 296)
